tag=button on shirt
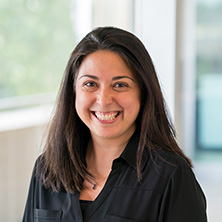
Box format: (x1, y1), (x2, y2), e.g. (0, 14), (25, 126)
(23, 132), (207, 222)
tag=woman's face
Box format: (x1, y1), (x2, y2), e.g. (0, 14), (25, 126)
(75, 50), (141, 141)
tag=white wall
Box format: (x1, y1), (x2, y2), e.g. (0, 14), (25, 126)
(175, 0), (196, 157)
(0, 125), (45, 222)
(92, 0), (134, 31)
(134, 0), (177, 119)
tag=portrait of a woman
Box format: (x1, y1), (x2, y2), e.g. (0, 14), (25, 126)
(23, 27), (207, 222)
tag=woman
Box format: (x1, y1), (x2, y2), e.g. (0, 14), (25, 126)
(23, 27), (207, 222)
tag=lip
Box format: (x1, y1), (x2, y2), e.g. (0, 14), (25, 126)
(91, 111), (121, 123)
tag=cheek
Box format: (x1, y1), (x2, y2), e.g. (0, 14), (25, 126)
(121, 93), (141, 114)
(75, 90), (93, 119)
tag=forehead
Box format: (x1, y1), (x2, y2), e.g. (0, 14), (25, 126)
(77, 50), (133, 77)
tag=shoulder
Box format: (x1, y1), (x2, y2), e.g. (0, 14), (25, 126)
(142, 148), (204, 197)
(29, 154), (46, 183)
(154, 148), (190, 168)
(139, 148), (201, 203)
(143, 148), (193, 181)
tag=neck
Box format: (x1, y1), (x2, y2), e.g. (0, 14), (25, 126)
(86, 131), (134, 178)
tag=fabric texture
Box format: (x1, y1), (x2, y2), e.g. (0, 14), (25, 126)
(22, 132), (207, 222)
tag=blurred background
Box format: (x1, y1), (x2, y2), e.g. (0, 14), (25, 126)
(0, 0), (221, 221)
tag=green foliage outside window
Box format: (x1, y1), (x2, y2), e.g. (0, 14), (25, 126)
(0, 0), (76, 98)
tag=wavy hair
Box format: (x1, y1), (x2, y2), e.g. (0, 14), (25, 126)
(40, 27), (192, 193)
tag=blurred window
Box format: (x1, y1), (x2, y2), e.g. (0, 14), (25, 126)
(0, 0), (90, 111)
(196, 0), (222, 150)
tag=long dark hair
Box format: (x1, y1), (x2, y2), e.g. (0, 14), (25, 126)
(40, 27), (192, 193)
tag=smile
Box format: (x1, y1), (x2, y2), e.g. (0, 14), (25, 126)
(93, 111), (119, 121)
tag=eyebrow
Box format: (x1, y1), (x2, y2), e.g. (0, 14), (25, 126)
(79, 75), (135, 82)
(112, 76), (135, 82)
(78, 75), (99, 80)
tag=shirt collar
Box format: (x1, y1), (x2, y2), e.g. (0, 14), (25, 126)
(120, 130), (149, 170)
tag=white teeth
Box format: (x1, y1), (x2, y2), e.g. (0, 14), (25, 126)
(94, 112), (119, 121)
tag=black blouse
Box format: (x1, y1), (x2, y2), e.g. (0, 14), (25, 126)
(22, 132), (207, 222)
(80, 200), (92, 215)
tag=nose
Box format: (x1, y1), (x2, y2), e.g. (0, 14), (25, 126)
(96, 87), (113, 106)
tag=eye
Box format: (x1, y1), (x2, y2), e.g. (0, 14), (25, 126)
(83, 81), (98, 91)
(85, 81), (97, 87)
(113, 82), (129, 91)
(115, 83), (128, 87)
